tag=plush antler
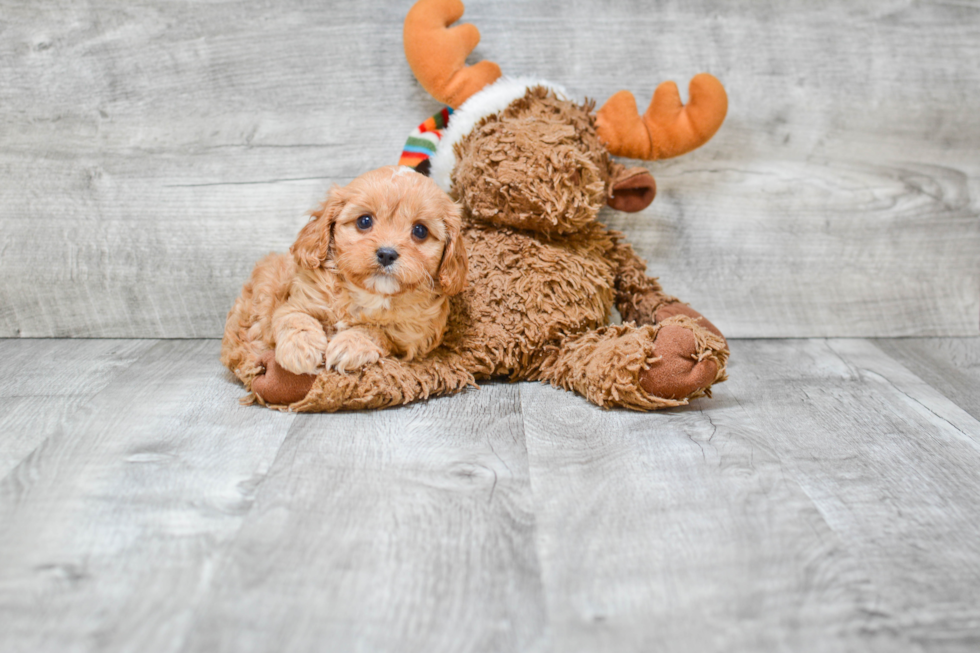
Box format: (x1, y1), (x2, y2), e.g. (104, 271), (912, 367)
(596, 73), (728, 160)
(403, 0), (502, 109)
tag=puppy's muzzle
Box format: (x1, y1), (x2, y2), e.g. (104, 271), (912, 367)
(376, 247), (399, 267)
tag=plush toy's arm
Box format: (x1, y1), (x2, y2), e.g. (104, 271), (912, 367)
(250, 347), (480, 411)
(609, 237), (673, 324)
(607, 237), (726, 344)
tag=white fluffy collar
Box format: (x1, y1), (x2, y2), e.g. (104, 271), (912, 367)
(428, 77), (568, 193)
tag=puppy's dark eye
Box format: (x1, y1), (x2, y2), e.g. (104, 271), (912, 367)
(412, 223), (428, 240)
(356, 215), (373, 230)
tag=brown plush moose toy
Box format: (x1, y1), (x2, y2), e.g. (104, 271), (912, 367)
(223, 0), (730, 411)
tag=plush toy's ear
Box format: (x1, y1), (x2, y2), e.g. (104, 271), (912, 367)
(291, 185), (350, 269)
(607, 165), (657, 213)
(438, 204), (468, 296)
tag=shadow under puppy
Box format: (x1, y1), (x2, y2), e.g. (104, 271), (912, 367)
(222, 165), (468, 404)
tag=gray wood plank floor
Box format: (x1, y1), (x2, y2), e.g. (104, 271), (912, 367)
(1, 0), (978, 338)
(1, 337), (979, 653)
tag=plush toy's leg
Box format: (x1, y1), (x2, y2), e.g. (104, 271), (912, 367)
(610, 240), (726, 342)
(531, 318), (728, 410)
(637, 317), (727, 400)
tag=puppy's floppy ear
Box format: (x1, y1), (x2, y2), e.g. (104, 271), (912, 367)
(291, 184), (350, 269)
(438, 202), (468, 296)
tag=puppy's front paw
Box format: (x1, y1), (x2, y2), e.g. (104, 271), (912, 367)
(324, 329), (384, 372)
(275, 324), (329, 375)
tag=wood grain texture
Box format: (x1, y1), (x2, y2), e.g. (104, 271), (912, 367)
(724, 339), (980, 652)
(1, 337), (980, 651)
(519, 336), (980, 652)
(181, 383), (545, 653)
(520, 381), (905, 653)
(872, 337), (980, 421)
(0, 338), (154, 478)
(1, 0), (977, 337)
(0, 340), (294, 653)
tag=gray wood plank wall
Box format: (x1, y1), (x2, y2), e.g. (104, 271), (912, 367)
(1, 0), (978, 338)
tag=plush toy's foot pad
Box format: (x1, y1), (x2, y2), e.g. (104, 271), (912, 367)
(252, 351), (316, 406)
(654, 303), (726, 342)
(639, 324), (721, 401)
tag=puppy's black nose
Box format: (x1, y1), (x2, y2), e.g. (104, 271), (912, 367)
(376, 247), (399, 267)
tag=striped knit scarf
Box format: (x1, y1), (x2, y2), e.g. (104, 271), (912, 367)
(398, 107), (453, 176)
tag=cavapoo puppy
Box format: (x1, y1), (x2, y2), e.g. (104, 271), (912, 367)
(222, 165), (468, 387)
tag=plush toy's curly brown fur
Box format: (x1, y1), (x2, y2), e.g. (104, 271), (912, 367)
(222, 87), (729, 412)
(454, 91), (612, 234)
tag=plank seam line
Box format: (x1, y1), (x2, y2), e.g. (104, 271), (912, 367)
(829, 340), (980, 449)
(171, 411), (300, 649)
(865, 369), (980, 449)
(163, 176), (332, 188)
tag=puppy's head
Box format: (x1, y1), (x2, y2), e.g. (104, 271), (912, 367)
(291, 166), (468, 296)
